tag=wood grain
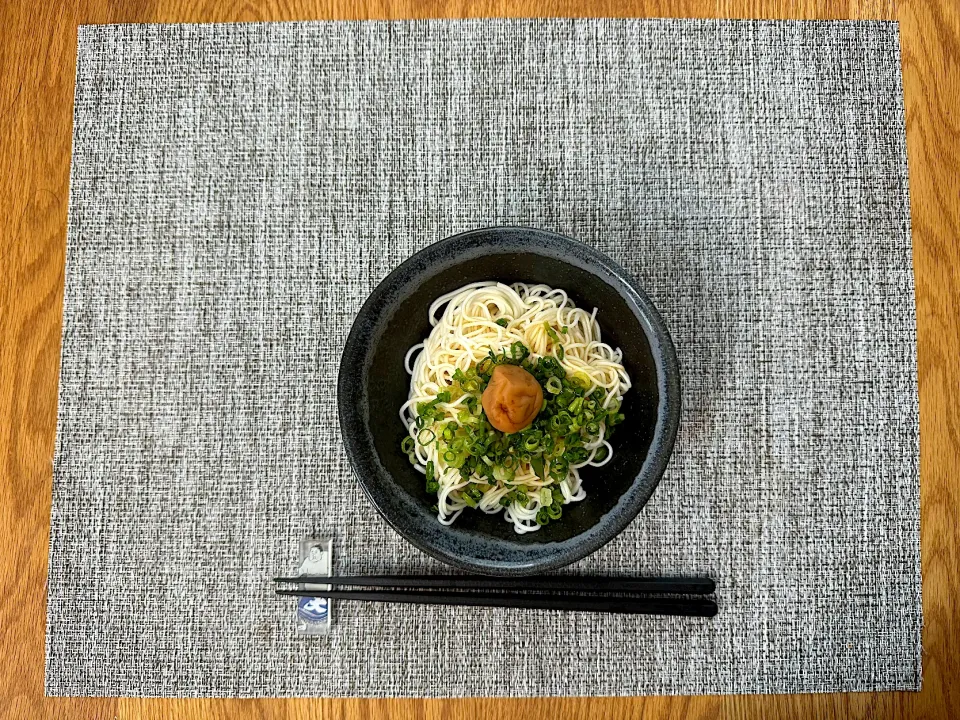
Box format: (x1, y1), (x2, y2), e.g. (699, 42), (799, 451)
(1, 1), (956, 718)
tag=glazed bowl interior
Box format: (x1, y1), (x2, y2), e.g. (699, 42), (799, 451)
(339, 228), (680, 575)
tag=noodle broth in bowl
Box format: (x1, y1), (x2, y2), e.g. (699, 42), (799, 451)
(339, 228), (680, 575)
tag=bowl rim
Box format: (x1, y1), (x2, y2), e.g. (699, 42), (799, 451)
(338, 226), (681, 575)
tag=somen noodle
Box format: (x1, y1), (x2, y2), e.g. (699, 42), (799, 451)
(400, 281), (631, 534)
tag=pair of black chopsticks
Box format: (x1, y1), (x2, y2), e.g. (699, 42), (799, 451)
(274, 574), (717, 617)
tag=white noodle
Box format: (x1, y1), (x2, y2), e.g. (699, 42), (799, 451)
(402, 281), (630, 534)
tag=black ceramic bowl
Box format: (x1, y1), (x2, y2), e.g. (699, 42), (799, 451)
(338, 227), (680, 575)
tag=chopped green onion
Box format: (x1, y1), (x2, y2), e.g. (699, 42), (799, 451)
(544, 322), (561, 344)
(531, 455), (545, 478)
(402, 349), (624, 526)
(495, 318), (509, 328)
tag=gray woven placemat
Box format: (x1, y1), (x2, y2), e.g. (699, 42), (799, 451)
(46, 18), (920, 697)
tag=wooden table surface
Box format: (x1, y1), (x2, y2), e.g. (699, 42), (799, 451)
(2, 1), (957, 718)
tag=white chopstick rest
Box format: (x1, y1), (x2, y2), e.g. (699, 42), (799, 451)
(295, 537), (333, 636)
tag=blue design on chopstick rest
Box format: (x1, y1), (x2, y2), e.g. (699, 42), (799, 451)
(297, 596), (329, 622)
